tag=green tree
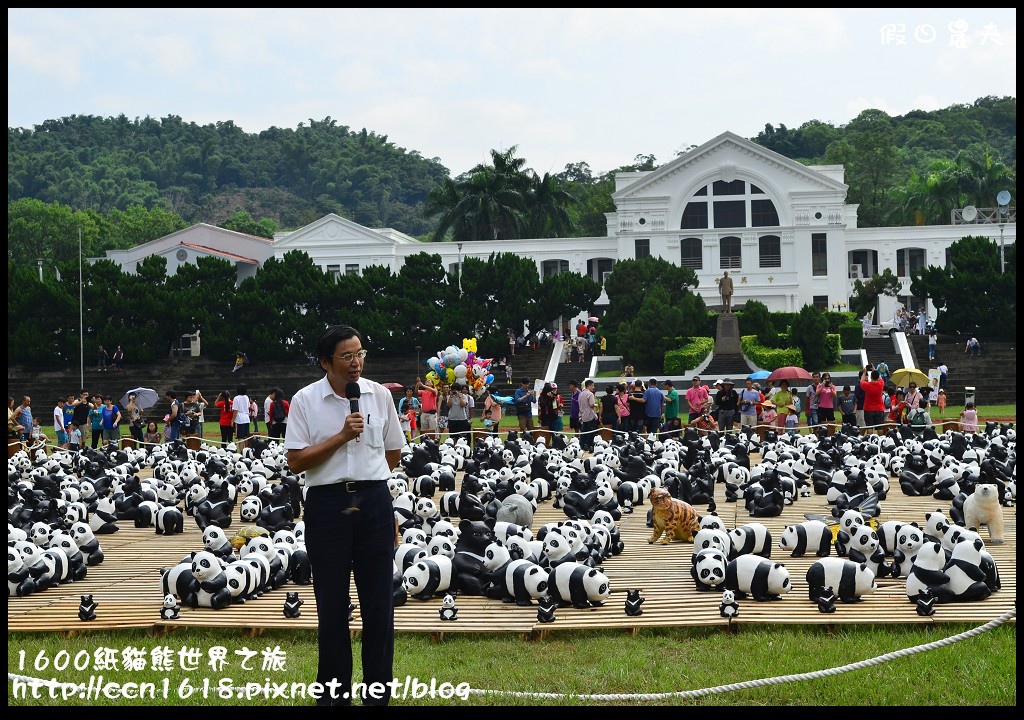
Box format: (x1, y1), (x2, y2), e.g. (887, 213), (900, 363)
(601, 256), (703, 338)
(616, 286), (686, 370)
(789, 304), (830, 370)
(849, 268), (903, 319)
(910, 235), (1016, 339)
(219, 210), (278, 239)
(739, 299), (779, 348)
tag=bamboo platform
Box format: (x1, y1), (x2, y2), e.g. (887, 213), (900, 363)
(8, 464), (1016, 637)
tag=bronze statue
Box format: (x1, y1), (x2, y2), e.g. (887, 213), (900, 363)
(719, 271), (734, 313)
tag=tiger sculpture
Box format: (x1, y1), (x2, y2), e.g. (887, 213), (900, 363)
(648, 488), (701, 544)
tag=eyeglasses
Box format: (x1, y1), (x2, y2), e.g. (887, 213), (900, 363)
(332, 350), (368, 363)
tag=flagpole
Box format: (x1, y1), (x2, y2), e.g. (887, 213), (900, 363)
(79, 226), (84, 388)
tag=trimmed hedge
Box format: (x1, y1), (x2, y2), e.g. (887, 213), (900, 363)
(665, 337), (714, 374)
(839, 322), (863, 350)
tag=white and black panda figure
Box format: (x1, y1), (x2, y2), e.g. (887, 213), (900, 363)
(225, 560), (261, 603)
(690, 548), (728, 591)
(845, 524), (891, 578)
(778, 520), (832, 558)
(892, 523), (926, 578)
(624, 588), (645, 617)
(915, 588), (936, 617)
(536, 595), (557, 623)
(547, 562), (611, 609)
(8, 548), (38, 597)
(728, 522), (772, 561)
(438, 593), (459, 621)
(189, 550), (232, 610)
(724, 555), (791, 602)
(932, 538), (993, 604)
(239, 496), (263, 524)
(202, 526), (237, 562)
(155, 506), (185, 535)
(402, 556), (454, 601)
(392, 561), (407, 608)
(719, 589), (739, 618)
(807, 557), (878, 604)
(160, 593), (181, 620)
(69, 522), (104, 566)
(161, 558), (196, 605)
(904, 542), (950, 603)
(394, 543), (428, 574)
(282, 591), (304, 618)
(77, 593), (97, 621)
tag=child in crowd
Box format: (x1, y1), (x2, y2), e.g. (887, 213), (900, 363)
(68, 422), (82, 451)
(482, 408), (495, 436)
(937, 389), (946, 417)
(144, 421), (163, 446)
(401, 404), (417, 443)
(784, 405), (799, 435)
(959, 402), (979, 433)
(30, 417), (46, 444)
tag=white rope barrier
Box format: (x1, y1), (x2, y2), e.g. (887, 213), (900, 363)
(7, 607), (1015, 702)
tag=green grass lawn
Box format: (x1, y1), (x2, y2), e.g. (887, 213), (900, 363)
(7, 622), (1016, 706)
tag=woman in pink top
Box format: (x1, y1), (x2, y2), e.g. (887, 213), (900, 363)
(685, 377), (710, 423)
(815, 372), (837, 428)
(482, 390), (502, 432)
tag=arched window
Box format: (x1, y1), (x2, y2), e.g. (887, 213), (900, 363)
(758, 235), (781, 268)
(720, 237), (741, 270)
(680, 238), (702, 269)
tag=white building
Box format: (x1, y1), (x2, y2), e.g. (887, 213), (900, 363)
(109, 131), (1016, 324)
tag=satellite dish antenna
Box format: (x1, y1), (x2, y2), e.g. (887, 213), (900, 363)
(996, 190), (1011, 207)
(962, 205), (978, 222)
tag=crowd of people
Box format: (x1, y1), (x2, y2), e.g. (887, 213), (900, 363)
(7, 383), (293, 453)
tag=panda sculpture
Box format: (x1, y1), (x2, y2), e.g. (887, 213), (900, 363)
(845, 524), (891, 578)
(202, 526), (237, 562)
(915, 588), (936, 617)
(690, 548), (728, 591)
(778, 520), (832, 558)
(905, 542), (950, 603)
(536, 595), (557, 623)
(69, 522), (104, 566)
(719, 589), (740, 618)
(807, 557), (878, 604)
(547, 562), (611, 609)
(188, 550), (233, 610)
(892, 523), (926, 578)
(931, 538), (993, 604)
(728, 522), (772, 560)
(723, 554), (791, 601)
(402, 556), (455, 601)
(438, 593), (458, 621)
(8, 547), (38, 597)
(155, 506), (185, 535)
(160, 594), (181, 620)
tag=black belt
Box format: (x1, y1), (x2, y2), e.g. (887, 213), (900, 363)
(421, 410), (436, 413)
(327, 480), (387, 493)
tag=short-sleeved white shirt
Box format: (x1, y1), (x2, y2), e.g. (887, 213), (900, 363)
(232, 395), (251, 423)
(284, 376), (404, 487)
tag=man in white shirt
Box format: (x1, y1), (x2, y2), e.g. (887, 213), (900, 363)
(284, 325), (403, 706)
(577, 379), (598, 451)
(231, 385), (251, 448)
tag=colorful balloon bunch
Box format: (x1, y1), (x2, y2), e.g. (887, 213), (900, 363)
(424, 339), (495, 396)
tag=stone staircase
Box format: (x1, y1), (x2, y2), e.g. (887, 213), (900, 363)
(701, 353), (752, 382)
(861, 336), (913, 378)
(906, 336), (1016, 406)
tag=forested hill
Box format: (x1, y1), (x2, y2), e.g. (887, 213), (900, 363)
(6, 96), (1016, 239)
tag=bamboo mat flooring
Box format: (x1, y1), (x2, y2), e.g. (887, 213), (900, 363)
(8, 461), (1016, 636)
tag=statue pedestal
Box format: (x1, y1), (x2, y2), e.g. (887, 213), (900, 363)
(715, 314), (741, 354)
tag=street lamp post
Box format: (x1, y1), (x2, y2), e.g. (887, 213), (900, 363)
(37, 258), (43, 281)
(415, 345), (422, 372)
(998, 220), (1005, 274)
(457, 242), (463, 296)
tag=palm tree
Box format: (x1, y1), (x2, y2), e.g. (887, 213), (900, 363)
(525, 172), (576, 238)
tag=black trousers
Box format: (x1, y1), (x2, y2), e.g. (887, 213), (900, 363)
(579, 419), (599, 450)
(303, 482), (395, 706)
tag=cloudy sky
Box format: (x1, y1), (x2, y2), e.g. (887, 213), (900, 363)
(8, 8), (1016, 177)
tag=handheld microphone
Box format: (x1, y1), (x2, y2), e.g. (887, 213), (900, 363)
(346, 381), (362, 439)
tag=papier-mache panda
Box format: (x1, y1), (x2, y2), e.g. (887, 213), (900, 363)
(723, 554), (791, 601)
(931, 538), (993, 604)
(845, 524), (891, 578)
(402, 556), (454, 601)
(778, 520), (832, 558)
(806, 557), (877, 604)
(904, 542), (950, 603)
(728, 522), (772, 560)
(546, 561), (611, 609)
(690, 548), (728, 591)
